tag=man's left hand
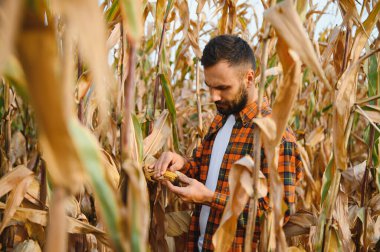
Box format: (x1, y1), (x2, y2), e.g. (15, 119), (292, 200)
(163, 172), (214, 206)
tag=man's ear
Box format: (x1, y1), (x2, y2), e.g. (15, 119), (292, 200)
(246, 69), (255, 88)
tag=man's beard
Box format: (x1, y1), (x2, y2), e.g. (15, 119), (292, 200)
(215, 85), (248, 115)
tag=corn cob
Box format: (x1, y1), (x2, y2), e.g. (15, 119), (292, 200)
(163, 171), (180, 186)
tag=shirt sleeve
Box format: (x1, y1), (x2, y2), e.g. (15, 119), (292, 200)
(211, 192), (229, 211)
(271, 140), (303, 221)
(181, 140), (204, 179)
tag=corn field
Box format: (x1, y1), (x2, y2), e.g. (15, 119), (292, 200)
(0, 0), (379, 251)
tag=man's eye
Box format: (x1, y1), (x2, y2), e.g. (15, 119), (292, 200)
(218, 86), (229, 90)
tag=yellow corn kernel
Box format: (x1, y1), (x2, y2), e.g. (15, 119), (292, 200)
(163, 171), (179, 185)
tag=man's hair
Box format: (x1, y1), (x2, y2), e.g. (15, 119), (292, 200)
(200, 35), (256, 70)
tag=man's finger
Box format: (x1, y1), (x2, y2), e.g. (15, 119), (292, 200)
(176, 171), (192, 184)
(157, 155), (172, 176)
(163, 180), (186, 196)
(168, 162), (181, 172)
(153, 155), (168, 178)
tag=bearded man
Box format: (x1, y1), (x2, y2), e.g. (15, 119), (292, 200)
(153, 35), (303, 251)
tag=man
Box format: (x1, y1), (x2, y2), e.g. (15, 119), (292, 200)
(153, 35), (303, 251)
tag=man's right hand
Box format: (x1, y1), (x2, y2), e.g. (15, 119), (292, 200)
(152, 151), (186, 179)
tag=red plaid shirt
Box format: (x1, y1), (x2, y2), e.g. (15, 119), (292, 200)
(182, 98), (303, 251)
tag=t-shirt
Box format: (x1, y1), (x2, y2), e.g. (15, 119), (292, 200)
(198, 114), (236, 251)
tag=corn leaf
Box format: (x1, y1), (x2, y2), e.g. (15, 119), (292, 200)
(120, 0), (142, 43)
(69, 119), (125, 252)
(213, 156), (267, 251)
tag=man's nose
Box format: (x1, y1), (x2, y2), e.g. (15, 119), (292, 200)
(210, 89), (221, 102)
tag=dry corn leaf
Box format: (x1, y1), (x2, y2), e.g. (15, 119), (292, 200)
(165, 211), (191, 237)
(86, 234), (98, 251)
(24, 221), (45, 248)
(347, 204), (360, 230)
(321, 27), (341, 68)
(106, 23), (121, 50)
(364, 215), (380, 249)
(332, 191), (352, 251)
(356, 109), (380, 124)
(178, 0), (190, 31)
(196, 0), (206, 14)
(76, 72), (92, 101)
(187, 25), (202, 59)
(296, 143), (318, 196)
(25, 178), (44, 207)
(101, 150), (120, 190)
(143, 110), (171, 160)
(3, 54), (28, 99)
(212, 155), (267, 251)
(283, 210), (317, 237)
(305, 126), (325, 148)
(369, 194), (380, 217)
(17, 8), (85, 192)
(119, 0), (142, 43)
(65, 196), (81, 219)
(341, 161), (369, 195)
(120, 112), (150, 251)
(332, 29), (347, 76)
(120, 98), (150, 248)
(9, 131), (26, 165)
(324, 226), (341, 251)
(50, 0), (114, 126)
(338, 0), (361, 27)
(0, 165), (34, 233)
(287, 247), (306, 252)
(13, 239), (42, 252)
(0, 0), (21, 73)
(333, 1), (380, 171)
(18, 11), (124, 244)
(0, 165), (33, 197)
(254, 66), (283, 83)
(264, 0), (328, 86)
(122, 159), (150, 252)
(251, 38), (302, 251)
(155, 0), (166, 30)
(227, 0), (238, 33)
(0, 202), (111, 246)
(218, 3), (229, 34)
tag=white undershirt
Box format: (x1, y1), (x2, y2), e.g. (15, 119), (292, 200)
(198, 115), (235, 251)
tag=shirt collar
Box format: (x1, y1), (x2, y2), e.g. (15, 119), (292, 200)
(236, 96), (270, 126)
(208, 97), (271, 135)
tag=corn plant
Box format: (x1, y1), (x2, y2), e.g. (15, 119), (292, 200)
(0, 0), (379, 251)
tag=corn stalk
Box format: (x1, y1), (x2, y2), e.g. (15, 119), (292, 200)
(195, 13), (203, 144)
(245, 22), (271, 252)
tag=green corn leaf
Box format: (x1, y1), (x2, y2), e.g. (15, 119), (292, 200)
(120, 0), (142, 42)
(321, 155), (334, 204)
(69, 119), (124, 252)
(368, 55), (378, 105)
(105, 0), (119, 22)
(132, 114), (144, 163)
(3, 55), (28, 100)
(160, 73), (180, 153)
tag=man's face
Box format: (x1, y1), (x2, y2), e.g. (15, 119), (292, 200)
(204, 61), (249, 115)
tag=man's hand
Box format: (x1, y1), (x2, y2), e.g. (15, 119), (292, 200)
(163, 172), (214, 206)
(152, 151), (186, 179)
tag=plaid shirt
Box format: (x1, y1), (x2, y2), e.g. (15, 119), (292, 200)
(182, 98), (303, 251)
